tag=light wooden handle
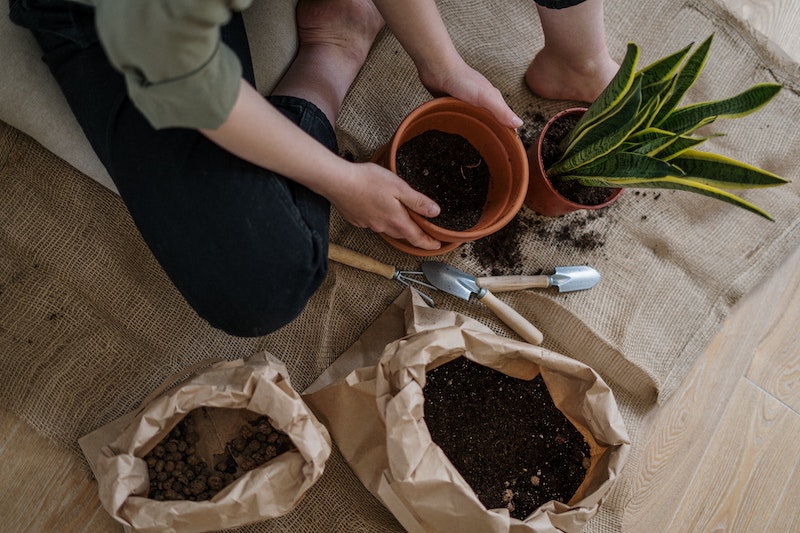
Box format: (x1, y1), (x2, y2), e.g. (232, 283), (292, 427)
(479, 290), (544, 345)
(476, 275), (550, 292)
(328, 243), (396, 280)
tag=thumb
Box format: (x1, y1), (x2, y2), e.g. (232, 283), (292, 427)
(403, 189), (440, 218)
(478, 88), (523, 129)
(488, 99), (523, 129)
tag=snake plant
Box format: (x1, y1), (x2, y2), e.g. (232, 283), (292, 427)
(547, 34), (789, 220)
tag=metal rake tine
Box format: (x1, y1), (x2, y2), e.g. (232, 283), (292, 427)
(395, 271), (439, 292)
(395, 278), (437, 307)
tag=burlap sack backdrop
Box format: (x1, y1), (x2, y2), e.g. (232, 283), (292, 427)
(77, 353), (331, 533)
(1, 0), (799, 531)
(304, 290), (630, 533)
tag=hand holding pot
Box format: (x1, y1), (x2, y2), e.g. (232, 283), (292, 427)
(328, 161), (442, 251)
(418, 60), (524, 130)
(371, 0), (522, 130)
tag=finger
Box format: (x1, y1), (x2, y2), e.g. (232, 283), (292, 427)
(502, 107), (524, 130)
(401, 188), (441, 219)
(397, 225), (441, 251)
(410, 235), (442, 251)
(388, 190), (442, 250)
(479, 88), (523, 129)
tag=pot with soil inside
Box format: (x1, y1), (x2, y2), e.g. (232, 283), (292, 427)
(373, 97), (528, 256)
(525, 107), (622, 217)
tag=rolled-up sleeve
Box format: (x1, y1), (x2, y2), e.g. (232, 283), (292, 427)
(92, 0), (253, 130)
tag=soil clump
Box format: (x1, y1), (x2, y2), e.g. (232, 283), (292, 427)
(469, 208), (609, 274)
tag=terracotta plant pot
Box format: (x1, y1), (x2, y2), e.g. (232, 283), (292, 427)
(372, 97), (529, 257)
(525, 107), (622, 217)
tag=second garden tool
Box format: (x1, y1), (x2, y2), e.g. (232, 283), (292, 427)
(421, 261), (544, 345)
(476, 265), (600, 293)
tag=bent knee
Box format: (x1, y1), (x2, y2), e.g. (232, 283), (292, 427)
(187, 255), (328, 338)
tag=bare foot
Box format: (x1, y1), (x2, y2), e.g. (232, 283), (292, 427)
(525, 49), (619, 104)
(272, 0), (385, 123)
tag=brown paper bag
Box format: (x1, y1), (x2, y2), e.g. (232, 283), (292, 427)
(79, 351), (331, 533)
(304, 290), (629, 533)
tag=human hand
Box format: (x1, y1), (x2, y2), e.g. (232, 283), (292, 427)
(329, 161), (442, 250)
(417, 58), (523, 130)
(369, 0), (521, 130)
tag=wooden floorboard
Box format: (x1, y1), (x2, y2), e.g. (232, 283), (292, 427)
(622, 245), (800, 531)
(721, 0), (800, 62)
(767, 460), (800, 531)
(745, 261), (800, 413)
(670, 379), (800, 531)
(0, 413), (118, 532)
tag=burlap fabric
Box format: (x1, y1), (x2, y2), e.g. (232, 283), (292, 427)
(1, 0), (799, 531)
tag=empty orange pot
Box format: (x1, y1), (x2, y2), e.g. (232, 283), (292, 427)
(525, 107), (622, 217)
(372, 97), (529, 257)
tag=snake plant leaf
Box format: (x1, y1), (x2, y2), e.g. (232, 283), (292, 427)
(669, 149), (789, 188)
(558, 152), (679, 181)
(626, 132), (708, 158)
(640, 77), (674, 125)
(651, 135), (710, 159)
(625, 128), (676, 153)
(638, 42), (693, 86)
(599, 176), (776, 220)
(658, 83), (782, 135)
(628, 127), (674, 142)
(560, 42), (639, 149)
(552, 79), (645, 174)
(651, 35), (714, 126)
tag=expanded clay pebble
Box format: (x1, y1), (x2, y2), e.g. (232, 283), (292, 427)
(143, 412), (296, 501)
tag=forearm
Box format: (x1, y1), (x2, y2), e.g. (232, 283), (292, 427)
(199, 79), (442, 251)
(371, 0), (523, 129)
(200, 80), (353, 200)
(370, 0), (462, 78)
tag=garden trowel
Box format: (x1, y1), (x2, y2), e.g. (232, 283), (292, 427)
(475, 265), (600, 293)
(421, 261), (545, 346)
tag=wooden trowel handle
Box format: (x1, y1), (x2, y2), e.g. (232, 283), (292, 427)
(328, 243), (396, 280)
(476, 275), (550, 292)
(479, 290), (544, 345)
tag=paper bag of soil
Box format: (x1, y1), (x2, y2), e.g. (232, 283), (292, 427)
(78, 351), (331, 533)
(304, 290), (629, 533)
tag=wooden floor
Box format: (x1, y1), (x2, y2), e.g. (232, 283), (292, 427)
(622, 3), (800, 530)
(1, 1), (798, 531)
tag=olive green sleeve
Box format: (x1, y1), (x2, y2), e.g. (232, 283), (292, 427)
(93, 0), (253, 130)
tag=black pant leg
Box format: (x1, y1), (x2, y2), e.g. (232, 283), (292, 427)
(19, 7), (336, 337)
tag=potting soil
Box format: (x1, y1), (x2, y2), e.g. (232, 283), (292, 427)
(423, 357), (590, 520)
(396, 130), (490, 231)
